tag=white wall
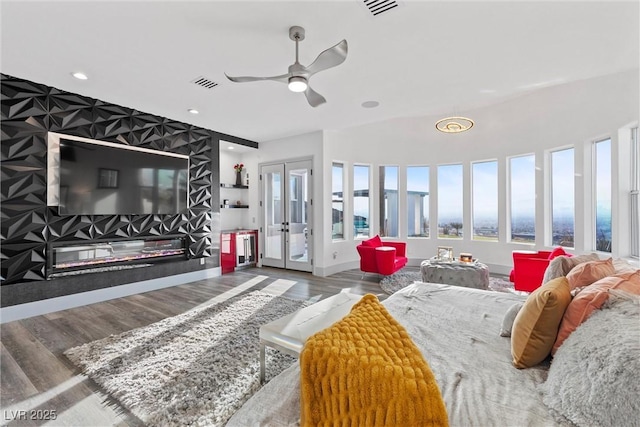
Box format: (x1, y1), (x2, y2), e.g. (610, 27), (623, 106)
(319, 69), (639, 275)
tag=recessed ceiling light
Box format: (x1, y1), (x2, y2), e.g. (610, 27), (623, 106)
(188, 108), (199, 114)
(361, 101), (380, 108)
(71, 72), (88, 80)
(227, 146), (234, 150)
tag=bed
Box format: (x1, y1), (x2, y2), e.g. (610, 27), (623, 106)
(228, 282), (572, 426)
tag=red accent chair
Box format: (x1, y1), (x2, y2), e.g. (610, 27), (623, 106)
(509, 247), (570, 292)
(356, 235), (408, 277)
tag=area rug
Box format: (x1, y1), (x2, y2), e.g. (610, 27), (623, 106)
(64, 290), (309, 426)
(380, 271), (517, 295)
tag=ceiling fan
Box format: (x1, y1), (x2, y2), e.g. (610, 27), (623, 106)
(225, 26), (348, 107)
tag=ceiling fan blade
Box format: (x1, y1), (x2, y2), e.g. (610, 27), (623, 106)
(304, 86), (326, 107)
(304, 40), (348, 76)
(224, 73), (289, 84)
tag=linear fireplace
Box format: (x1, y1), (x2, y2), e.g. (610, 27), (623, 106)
(48, 236), (186, 277)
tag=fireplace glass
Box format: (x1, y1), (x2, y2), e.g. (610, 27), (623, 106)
(50, 237), (185, 276)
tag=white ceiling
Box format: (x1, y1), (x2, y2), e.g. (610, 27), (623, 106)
(1, 1), (638, 143)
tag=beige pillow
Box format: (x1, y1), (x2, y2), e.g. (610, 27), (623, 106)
(566, 258), (615, 290)
(511, 277), (572, 369)
(542, 253), (600, 285)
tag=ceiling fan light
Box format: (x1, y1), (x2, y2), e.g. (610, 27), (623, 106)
(288, 76), (308, 92)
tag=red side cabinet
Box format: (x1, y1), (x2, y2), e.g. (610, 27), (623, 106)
(221, 230), (258, 274)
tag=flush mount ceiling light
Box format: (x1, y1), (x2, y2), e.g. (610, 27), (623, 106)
(435, 116), (474, 133)
(187, 108), (199, 114)
(361, 101), (380, 108)
(71, 72), (88, 80)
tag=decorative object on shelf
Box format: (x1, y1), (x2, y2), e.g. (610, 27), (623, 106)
(435, 116), (474, 133)
(234, 163), (244, 186)
(223, 199), (229, 206)
(437, 246), (454, 262)
(459, 253), (473, 263)
(236, 200), (242, 206)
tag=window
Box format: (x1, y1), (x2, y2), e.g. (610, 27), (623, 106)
(379, 166), (399, 237)
(332, 162), (344, 240)
(509, 154), (536, 243)
(594, 139), (612, 253)
(472, 161), (498, 241)
(407, 166), (429, 237)
(631, 128), (639, 258)
(438, 164), (463, 239)
(353, 165), (370, 238)
(550, 148), (575, 248)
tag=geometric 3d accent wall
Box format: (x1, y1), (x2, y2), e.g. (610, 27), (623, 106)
(1, 74), (253, 286)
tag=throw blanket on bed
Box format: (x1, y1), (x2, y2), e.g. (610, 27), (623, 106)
(299, 294), (448, 427)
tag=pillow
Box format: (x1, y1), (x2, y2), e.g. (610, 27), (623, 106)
(566, 258), (615, 290)
(552, 270), (640, 354)
(511, 277), (572, 369)
(299, 294), (448, 427)
(500, 302), (524, 337)
(542, 253), (600, 284)
(541, 298), (640, 427)
(361, 234), (382, 248)
(547, 247), (566, 260)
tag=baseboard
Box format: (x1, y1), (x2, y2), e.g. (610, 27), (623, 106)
(0, 267), (222, 324)
(314, 260), (360, 277)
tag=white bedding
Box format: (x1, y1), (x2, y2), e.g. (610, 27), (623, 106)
(228, 282), (570, 427)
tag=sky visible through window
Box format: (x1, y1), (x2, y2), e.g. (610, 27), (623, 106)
(551, 148), (575, 247)
(472, 161), (498, 240)
(438, 164), (463, 238)
(332, 163), (344, 239)
(407, 166), (429, 237)
(595, 139), (612, 252)
(510, 155), (536, 243)
(353, 165), (370, 238)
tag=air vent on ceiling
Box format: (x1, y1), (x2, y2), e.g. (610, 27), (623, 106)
(363, 0), (399, 16)
(190, 76), (220, 89)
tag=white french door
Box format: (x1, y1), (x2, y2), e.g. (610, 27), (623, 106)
(260, 159), (312, 272)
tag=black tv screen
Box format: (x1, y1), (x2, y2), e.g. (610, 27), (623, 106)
(58, 139), (189, 215)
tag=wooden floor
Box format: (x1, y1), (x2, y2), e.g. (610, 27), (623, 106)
(0, 266), (399, 426)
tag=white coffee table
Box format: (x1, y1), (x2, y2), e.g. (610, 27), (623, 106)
(259, 291), (363, 383)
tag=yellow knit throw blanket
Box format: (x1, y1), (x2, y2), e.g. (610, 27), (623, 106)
(300, 294), (448, 427)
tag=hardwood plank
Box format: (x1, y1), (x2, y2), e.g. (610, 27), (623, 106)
(0, 343), (38, 405)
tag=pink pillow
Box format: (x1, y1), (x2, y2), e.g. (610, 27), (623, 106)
(552, 270), (640, 355)
(548, 247), (566, 260)
(362, 235), (382, 248)
(566, 258), (615, 290)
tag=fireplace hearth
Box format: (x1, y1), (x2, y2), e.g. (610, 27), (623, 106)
(49, 236), (186, 277)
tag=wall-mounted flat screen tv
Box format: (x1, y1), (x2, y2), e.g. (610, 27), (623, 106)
(57, 138), (189, 215)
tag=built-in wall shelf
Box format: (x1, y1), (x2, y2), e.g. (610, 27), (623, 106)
(220, 183), (248, 189)
(221, 204), (249, 209)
